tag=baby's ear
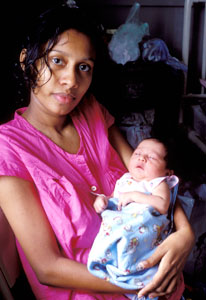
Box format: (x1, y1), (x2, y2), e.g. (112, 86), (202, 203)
(19, 48), (27, 70)
(166, 169), (174, 176)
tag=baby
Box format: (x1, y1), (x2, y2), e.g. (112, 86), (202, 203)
(88, 138), (179, 300)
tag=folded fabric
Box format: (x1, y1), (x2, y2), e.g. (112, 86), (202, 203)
(88, 198), (171, 292)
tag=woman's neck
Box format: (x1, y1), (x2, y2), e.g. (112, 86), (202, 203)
(22, 104), (80, 154)
(22, 103), (70, 135)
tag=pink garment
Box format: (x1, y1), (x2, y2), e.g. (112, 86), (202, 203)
(0, 94), (184, 299)
(0, 95), (127, 299)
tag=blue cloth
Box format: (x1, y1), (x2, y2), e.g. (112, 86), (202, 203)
(87, 184), (178, 300)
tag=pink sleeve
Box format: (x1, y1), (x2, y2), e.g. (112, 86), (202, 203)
(80, 94), (115, 129)
(0, 134), (32, 181)
(96, 99), (115, 128)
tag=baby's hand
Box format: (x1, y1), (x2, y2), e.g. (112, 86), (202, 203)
(93, 195), (109, 214)
(118, 192), (134, 210)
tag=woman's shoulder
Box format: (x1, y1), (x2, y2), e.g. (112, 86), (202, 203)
(0, 119), (16, 140)
(75, 94), (114, 128)
(0, 108), (27, 130)
(0, 109), (28, 144)
(77, 94), (102, 114)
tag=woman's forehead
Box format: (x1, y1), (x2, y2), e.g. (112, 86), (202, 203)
(51, 29), (96, 57)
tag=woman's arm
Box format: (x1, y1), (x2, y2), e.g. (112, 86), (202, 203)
(137, 198), (195, 299)
(108, 124), (133, 169)
(0, 176), (134, 293)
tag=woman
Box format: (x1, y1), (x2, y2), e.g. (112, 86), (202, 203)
(0, 4), (194, 300)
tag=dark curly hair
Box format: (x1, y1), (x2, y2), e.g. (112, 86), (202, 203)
(14, 3), (107, 108)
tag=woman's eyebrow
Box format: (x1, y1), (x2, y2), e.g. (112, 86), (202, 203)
(50, 49), (96, 62)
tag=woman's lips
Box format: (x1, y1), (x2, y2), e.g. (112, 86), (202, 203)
(53, 93), (75, 104)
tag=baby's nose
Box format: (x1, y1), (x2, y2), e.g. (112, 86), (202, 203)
(138, 154), (146, 161)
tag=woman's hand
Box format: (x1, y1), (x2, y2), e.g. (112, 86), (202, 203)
(137, 225), (195, 299)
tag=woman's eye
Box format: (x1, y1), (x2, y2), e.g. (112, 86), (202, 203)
(79, 64), (91, 72)
(52, 57), (63, 65)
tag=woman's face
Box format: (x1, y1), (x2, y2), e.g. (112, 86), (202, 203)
(29, 29), (96, 116)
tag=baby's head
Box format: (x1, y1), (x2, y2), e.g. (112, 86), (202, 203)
(128, 138), (174, 181)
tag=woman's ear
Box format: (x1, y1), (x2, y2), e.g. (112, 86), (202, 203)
(19, 48), (27, 70)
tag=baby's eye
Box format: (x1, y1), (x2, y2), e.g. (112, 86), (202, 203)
(79, 64), (91, 72)
(134, 151), (141, 156)
(52, 57), (63, 65)
(148, 156), (156, 160)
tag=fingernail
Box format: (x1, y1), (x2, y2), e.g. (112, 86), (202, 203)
(136, 262), (145, 271)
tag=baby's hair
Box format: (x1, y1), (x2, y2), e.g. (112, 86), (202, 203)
(138, 137), (177, 170)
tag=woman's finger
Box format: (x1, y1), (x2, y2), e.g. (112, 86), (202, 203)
(149, 273), (184, 299)
(148, 274), (179, 298)
(138, 252), (179, 297)
(139, 262), (182, 299)
(138, 245), (166, 270)
(137, 230), (192, 298)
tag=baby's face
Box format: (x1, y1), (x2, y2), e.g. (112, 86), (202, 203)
(128, 139), (169, 181)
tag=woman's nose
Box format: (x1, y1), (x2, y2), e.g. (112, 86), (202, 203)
(59, 66), (78, 89)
